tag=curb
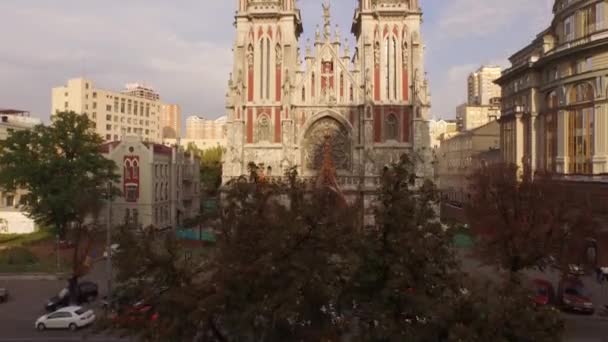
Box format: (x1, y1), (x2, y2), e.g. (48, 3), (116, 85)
(0, 273), (65, 281)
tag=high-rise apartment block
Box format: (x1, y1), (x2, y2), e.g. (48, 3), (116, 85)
(467, 66), (502, 105)
(161, 104), (181, 139)
(185, 116), (226, 140)
(51, 78), (163, 143)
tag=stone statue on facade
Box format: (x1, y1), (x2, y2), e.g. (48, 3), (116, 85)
(322, 1), (331, 40)
(365, 68), (373, 100)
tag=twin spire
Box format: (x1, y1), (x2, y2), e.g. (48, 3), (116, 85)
(322, 0), (331, 40)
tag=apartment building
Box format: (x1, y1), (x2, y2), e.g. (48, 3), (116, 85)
(0, 109), (41, 234)
(51, 78), (163, 143)
(467, 66), (502, 106)
(456, 103), (501, 132)
(495, 0), (608, 266)
(99, 136), (200, 230)
(495, 0), (608, 177)
(429, 119), (458, 149)
(437, 120), (500, 206)
(161, 104), (181, 139)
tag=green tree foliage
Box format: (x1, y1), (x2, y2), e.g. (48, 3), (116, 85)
(0, 111), (118, 281)
(187, 144), (223, 195)
(108, 157), (564, 341)
(466, 163), (594, 276)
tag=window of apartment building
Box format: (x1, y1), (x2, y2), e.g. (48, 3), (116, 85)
(127, 127), (131, 133)
(597, 2), (605, 30)
(139, 120), (143, 125)
(64, 92), (68, 97)
(106, 124), (112, 130)
(5, 195), (14, 207)
(570, 83), (594, 103)
(145, 129), (149, 135)
(85, 83), (89, 89)
(114, 135), (118, 141)
(120, 101), (125, 113)
(127, 104), (132, 115)
(65, 102), (68, 108)
(106, 134), (111, 140)
(106, 105), (111, 111)
(106, 114), (112, 121)
(146, 105), (150, 116)
(92, 113), (97, 120)
(568, 108), (595, 174)
(92, 102), (97, 109)
(92, 92), (97, 99)
(564, 15), (575, 41)
(125, 185), (138, 202)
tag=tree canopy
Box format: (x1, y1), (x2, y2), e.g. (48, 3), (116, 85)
(107, 157), (565, 341)
(0, 111), (119, 282)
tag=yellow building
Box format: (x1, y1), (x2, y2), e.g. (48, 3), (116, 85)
(161, 104), (182, 139)
(496, 0), (608, 177)
(51, 78), (164, 143)
(468, 65), (502, 106)
(456, 103), (501, 132)
(0, 109), (41, 234)
(437, 121), (500, 206)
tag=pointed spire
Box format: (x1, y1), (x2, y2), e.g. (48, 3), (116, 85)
(322, 0), (331, 40)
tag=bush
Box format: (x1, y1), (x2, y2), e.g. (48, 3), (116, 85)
(0, 247), (38, 265)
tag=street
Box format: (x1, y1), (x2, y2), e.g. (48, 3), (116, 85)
(0, 262), (128, 342)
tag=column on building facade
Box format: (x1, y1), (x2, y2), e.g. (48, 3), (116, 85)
(556, 109), (569, 174)
(515, 114), (525, 172)
(593, 103), (608, 174)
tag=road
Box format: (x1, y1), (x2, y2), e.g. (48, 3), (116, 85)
(0, 261), (128, 342)
(564, 315), (608, 342)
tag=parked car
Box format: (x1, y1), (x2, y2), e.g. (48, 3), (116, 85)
(102, 244), (120, 258)
(57, 240), (75, 250)
(558, 277), (594, 314)
(531, 279), (555, 306)
(45, 281), (99, 312)
(36, 306), (95, 331)
(111, 300), (159, 327)
(0, 288), (8, 303)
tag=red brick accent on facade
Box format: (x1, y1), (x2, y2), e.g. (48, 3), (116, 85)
(248, 66), (254, 102)
(123, 156), (140, 203)
(274, 107), (281, 143)
(402, 108), (410, 143)
(374, 108), (382, 143)
(374, 66), (380, 101)
(247, 108), (253, 143)
(402, 69), (409, 101)
(276, 67), (282, 102)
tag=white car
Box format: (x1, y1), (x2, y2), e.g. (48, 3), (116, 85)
(35, 306), (95, 331)
(103, 244), (120, 258)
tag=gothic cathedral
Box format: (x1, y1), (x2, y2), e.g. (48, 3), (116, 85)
(223, 0), (432, 188)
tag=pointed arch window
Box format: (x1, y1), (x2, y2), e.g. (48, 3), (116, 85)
(385, 114), (398, 141)
(256, 115), (271, 143)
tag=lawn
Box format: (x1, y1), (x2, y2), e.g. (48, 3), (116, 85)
(0, 230), (53, 248)
(0, 230), (71, 274)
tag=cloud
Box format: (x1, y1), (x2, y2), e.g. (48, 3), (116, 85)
(433, 0), (552, 40)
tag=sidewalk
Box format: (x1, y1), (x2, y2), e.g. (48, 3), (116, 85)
(0, 273), (63, 281)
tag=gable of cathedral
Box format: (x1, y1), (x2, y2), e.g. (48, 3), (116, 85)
(223, 0), (432, 183)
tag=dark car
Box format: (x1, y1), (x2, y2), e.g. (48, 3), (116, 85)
(0, 288), (8, 303)
(45, 281), (99, 312)
(530, 279), (554, 306)
(558, 277), (594, 314)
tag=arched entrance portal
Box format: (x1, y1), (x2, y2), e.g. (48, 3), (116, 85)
(302, 116), (352, 173)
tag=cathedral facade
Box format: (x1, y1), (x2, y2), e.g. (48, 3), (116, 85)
(223, 0), (432, 189)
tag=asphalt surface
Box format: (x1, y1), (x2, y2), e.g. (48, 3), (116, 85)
(2, 253), (608, 341)
(0, 262), (128, 342)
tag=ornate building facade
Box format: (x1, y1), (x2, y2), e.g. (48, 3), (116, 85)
(223, 0), (432, 190)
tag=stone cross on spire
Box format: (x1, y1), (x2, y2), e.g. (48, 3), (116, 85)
(322, 0), (331, 40)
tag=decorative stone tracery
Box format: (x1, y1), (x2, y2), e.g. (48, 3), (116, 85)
(303, 117), (351, 171)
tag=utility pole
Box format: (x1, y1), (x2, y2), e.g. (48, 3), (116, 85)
(105, 182), (113, 304)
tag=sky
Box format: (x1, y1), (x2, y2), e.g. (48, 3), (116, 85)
(0, 0), (554, 127)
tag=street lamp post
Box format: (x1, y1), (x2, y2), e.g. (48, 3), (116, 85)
(105, 182), (113, 305)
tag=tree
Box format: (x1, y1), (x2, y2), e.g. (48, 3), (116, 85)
(107, 157), (564, 341)
(466, 163), (594, 277)
(0, 111), (119, 298)
(187, 144), (223, 195)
